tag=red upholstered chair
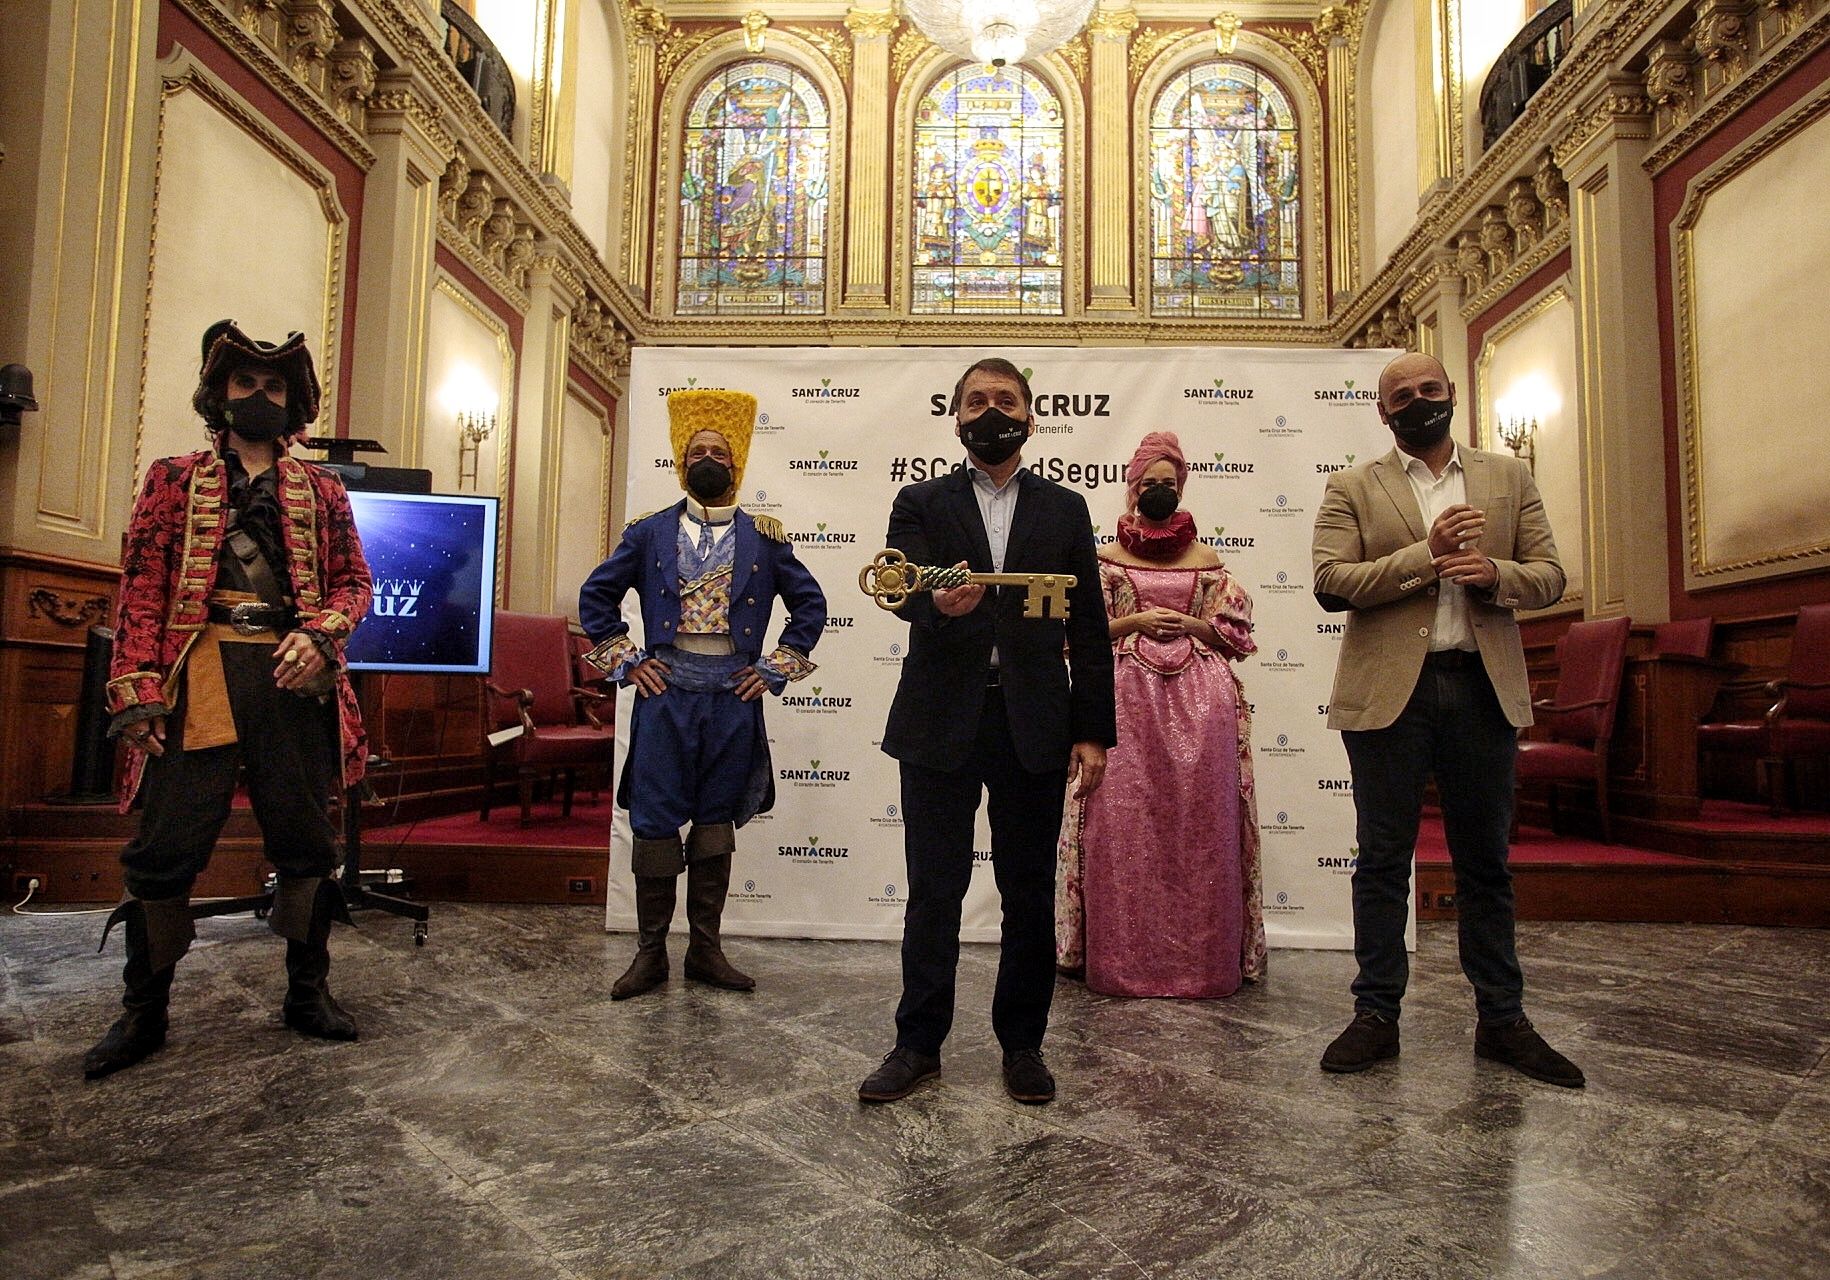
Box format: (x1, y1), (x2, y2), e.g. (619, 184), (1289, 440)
(1698, 604), (1830, 813)
(1652, 616), (1715, 659)
(1515, 615), (1633, 842)
(481, 611), (615, 826)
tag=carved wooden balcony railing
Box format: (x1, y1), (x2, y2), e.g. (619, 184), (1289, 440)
(441, 0), (516, 139)
(1480, 0), (1576, 150)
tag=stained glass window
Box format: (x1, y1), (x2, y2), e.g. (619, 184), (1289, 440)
(912, 65), (1064, 315)
(677, 61), (829, 315)
(1149, 61), (1302, 318)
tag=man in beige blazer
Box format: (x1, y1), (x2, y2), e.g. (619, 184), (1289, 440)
(1310, 351), (1583, 1088)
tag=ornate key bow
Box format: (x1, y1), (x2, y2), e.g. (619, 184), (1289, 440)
(858, 549), (1076, 620)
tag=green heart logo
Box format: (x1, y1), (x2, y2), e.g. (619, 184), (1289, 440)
(812, 686), (822, 696)
(1021, 367), (1034, 380)
(1214, 378), (1224, 389)
(810, 760), (820, 770)
(688, 376), (698, 386)
(1345, 454), (1355, 464)
(821, 378), (831, 387)
(1214, 526), (1226, 537)
(819, 449), (829, 459)
(1092, 524), (1102, 533)
(1344, 379), (1355, 390)
(817, 521), (827, 531)
(1214, 452), (1224, 462)
(809, 835), (820, 846)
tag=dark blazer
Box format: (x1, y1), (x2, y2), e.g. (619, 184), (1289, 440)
(578, 501), (827, 662)
(881, 464), (1116, 775)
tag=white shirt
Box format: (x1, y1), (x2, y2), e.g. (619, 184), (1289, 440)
(680, 496), (737, 552)
(1400, 445), (1476, 653)
(968, 459), (1020, 669)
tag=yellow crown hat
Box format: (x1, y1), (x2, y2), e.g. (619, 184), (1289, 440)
(668, 389), (757, 491)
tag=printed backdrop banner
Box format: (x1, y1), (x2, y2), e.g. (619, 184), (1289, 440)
(607, 346), (1401, 950)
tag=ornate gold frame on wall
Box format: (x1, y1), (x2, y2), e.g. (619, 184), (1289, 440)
(1129, 30), (1329, 325)
(564, 378), (617, 564)
(1673, 78), (1830, 590)
(1474, 280), (1581, 609)
(888, 44), (1087, 319)
(432, 272), (517, 606)
(652, 30), (853, 320)
(134, 52), (348, 487)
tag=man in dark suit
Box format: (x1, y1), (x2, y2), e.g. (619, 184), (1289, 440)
(859, 357), (1116, 1105)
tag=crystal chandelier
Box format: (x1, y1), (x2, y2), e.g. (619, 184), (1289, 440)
(902, 0), (1100, 68)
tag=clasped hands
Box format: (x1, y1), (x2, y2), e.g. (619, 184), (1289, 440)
(628, 657), (770, 701)
(1428, 503), (1497, 589)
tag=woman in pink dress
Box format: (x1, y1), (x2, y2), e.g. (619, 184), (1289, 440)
(1057, 431), (1265, 997)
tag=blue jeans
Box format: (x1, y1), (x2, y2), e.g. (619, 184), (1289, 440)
(1341, 657), (1524, 1023)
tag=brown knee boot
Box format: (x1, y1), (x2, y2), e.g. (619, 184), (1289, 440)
(84, 897), (193, 1079)
(612, 873), (677, 999)
(682, 842), (753, 992)
(272, 877), (358, 1041)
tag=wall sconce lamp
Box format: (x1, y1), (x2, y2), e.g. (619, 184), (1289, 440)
(742, 10), (769, 53)
(457, 409), (496, 490)
(1213, 12), (1241, 56)
(1498, 415), (1538, 473)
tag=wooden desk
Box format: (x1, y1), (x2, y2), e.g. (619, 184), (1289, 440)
(1610, 653), (1737, 820)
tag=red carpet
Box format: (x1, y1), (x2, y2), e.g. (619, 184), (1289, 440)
(366, 796), (617, 850)
(1688, 800), (1830, 835)
(1415, 815), (1696, 866)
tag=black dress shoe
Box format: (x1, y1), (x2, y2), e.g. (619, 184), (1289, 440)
(1320, 1010), (1400, 1074)
(858, 1046), (941, 1103)
(1476, 1015), (1585, 1088)
(1002, 1048), (1056, 1104)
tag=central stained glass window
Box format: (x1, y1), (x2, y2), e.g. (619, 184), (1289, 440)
(912, 65), (1065, 315)
(1149, 60), (1302, 318)
(677, 61), (830, 316)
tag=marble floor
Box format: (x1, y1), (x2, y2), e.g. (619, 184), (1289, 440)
(2, 905), (1827, 1279)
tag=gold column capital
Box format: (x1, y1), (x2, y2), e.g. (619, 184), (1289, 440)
(630, 4), (668, 43)
(1086, 7), (1138, 41)
(844, 6), (900, 40)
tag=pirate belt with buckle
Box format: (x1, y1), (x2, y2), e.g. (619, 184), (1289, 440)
(207, 600), (296, 634)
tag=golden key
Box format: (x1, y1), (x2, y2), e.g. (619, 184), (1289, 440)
(858, 549), (1077, 620)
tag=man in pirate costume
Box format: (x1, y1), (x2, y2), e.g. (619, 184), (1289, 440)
(580, 389), (826, 999)
(85, 320), (373, 1079)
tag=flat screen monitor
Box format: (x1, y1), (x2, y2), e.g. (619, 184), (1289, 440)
(343, 490), (499, 675)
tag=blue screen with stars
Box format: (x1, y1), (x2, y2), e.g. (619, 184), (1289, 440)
(344, 491), (500, 674)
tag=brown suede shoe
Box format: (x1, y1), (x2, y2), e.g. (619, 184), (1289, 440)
(1320, 1010), (1400, 1074)
(1475, 1015), (1585, 1088)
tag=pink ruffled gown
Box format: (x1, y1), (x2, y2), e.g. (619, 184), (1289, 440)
(1058, 559), (1265, 998)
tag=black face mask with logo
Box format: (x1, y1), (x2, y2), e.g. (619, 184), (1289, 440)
(1386, 395), (1455, 451)
(220, 392), (290, 443)
(959, 406), (1029, 467)
(686, 457), (733, 502)
(1136, 483), (1180, 521)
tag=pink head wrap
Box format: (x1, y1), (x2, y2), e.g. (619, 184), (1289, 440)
(1125, 431), (1188, 512)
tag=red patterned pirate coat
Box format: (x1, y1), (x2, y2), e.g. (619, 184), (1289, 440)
(107, 449), (373, 811)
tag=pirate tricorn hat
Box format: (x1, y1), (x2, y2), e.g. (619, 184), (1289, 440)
(668, 389), (756, 490)
(194, 319), (322, 429)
